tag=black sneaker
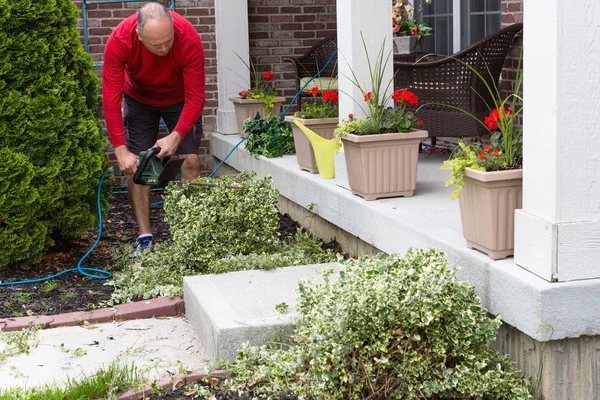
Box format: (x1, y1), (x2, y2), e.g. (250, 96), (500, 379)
(134, 235), (155, 257)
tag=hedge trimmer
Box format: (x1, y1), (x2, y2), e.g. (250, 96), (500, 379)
(113, 147), (245, 189)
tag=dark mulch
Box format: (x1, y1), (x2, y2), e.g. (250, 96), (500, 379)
(0, 189), (340, 319)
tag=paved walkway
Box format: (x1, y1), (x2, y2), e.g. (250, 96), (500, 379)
(0, 317), (208, 390)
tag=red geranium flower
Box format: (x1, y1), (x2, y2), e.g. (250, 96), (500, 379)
(418, 119), (424, 126)
(348, 113), (354, 119)
(311, 86), (319, 96)
(493, 149), (500, 156)
(262, 71), (275, 81)
(238, 90), (250, 98)
(484, 145), (491, 153)
(322, 90), (338, 103)
(364, 92), (372, 102)
(478, 153), (486, 160)
(411, 27), (420, 36)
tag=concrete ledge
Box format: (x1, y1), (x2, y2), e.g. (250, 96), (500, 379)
(184, 263), (341, 363)
(210, 132), (600, 341)
(0, 296), (184, 332)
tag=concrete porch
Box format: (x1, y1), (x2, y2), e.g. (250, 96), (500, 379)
(209, 131), (600, 399)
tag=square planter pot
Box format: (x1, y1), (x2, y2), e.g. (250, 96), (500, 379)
(459, 168), (523, 260)
(229, 97), (287, 136)
(284, 116), (338, 174)
(341, 129), (428, 200)
(393, 36), (417, 55)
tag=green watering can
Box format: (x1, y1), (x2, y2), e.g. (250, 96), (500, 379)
(293, 120), (341, 179)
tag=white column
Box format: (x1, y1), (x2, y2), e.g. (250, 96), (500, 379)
(336, 0), (393, 123)
(515, 0), (600, 282)
(215, 0), (250, 134)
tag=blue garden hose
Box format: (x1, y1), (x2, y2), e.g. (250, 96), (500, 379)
(1, 49), (339, 287)
(0, 169), (113, 287)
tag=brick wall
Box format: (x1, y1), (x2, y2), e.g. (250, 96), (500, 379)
(73, 0), (216, 176)
(247, 0), (337, 103)
(500, 0), (523, 126)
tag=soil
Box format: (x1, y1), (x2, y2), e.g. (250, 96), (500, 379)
(0, 190), (340, 319)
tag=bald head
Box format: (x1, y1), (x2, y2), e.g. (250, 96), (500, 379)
(137, 3), (174, 57)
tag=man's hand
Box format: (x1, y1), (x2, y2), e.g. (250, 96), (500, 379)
(155, 131), (182, 159)
(114, 145), (139, 175)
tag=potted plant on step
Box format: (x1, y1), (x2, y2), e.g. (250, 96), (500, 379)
(392, 1), (433, 55)
(336, 35), (427, 201)
(229, 59), (286, 135)
(284, 87), (339, 174)
(440, 56), (523, 260)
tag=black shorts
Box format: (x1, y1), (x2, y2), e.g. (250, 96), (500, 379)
(123, 93), (202, 155)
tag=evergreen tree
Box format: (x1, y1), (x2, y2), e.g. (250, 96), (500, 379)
(0, 0), (108, 267)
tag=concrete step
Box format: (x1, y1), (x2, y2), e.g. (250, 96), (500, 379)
(183, 263), (342, 363)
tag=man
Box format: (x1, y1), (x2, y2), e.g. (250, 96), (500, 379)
(102, 2), (205, 255)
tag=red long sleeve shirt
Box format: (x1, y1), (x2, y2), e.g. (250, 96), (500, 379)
(102, 11), (205, 148)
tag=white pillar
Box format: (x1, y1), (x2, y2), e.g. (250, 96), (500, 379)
(515, 0), (600, 282)
(215, 0), (250, 134)
(336, 0), (393, 122)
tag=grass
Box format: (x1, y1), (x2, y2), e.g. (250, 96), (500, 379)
(0, 362), (146, 400)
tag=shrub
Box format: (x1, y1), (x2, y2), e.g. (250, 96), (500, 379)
(243, 114), (295, 158)
(0, 0), (107, 267)
(218, 249), (532, 399)
(106, 172), (335, 304)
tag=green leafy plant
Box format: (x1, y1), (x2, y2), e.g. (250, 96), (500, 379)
(275, 302), (289, 314)
(293, 88), (339, 119)
(438, 53), (523, 198)
(0, 322), (42, 361)
(335, 34), (424, 136)
(43, 280), (59, 293)
(215, 249), (531, 399)
(106, 173), (334, 304)
(392, 1), (433, 40)
(0, 0), (109, 268)
(243, 113), (295, 158)
(60, 344), (88, 358)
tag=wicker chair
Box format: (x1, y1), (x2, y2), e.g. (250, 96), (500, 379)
(394, 23), (523, 145)
(283, 35), (338, 108)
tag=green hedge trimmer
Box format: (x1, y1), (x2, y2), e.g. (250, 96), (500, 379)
(113, 147), (245, 189)
(113, 147), (184, 188)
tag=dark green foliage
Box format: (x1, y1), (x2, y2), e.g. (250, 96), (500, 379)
(0, 0), (107, 267)
(243, 113), (295, 158)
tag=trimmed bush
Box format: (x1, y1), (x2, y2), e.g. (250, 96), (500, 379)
(106, 172), (335, 304)
(218, 249), (532, 399)
(0, 0), (107, 267)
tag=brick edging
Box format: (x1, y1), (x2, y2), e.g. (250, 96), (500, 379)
(118, 369), (231, 400)
(0, 296), (184, 332)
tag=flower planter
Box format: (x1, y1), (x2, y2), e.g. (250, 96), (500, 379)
(459, 168), (523, 260)
(341, 129), (428, 200)
(284, 116), (338, 174)
(229, 97), (286, 136)
(393, 36), (417, 55)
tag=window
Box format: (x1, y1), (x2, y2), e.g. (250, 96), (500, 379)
(417, 0), (501, 55)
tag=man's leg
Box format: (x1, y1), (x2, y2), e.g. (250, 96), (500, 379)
(179, 153), (201, 181)
(161, 105), (203, 180)
(123, 94), (160, 237)
(128, 180), (151, 234)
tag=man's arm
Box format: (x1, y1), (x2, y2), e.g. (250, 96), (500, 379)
(156, 37), (206, 158)
(102, 35), (138, 174)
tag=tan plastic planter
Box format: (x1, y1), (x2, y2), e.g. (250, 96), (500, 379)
(284, 116), (338, 174)
(459, 168), (523, 260)
(229, 97), (286, 135)
(341, 129), (428, 200)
